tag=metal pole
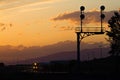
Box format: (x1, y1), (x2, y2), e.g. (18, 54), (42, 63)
(81, 11), (82, 32)
(76, 32), (80, 63)
(100, 45), (102, 58)
(101, 10), (103, 32)
(100, 5), (105, 32)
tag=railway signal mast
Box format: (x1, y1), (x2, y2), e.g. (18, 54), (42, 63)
(75, 5), (105, 63)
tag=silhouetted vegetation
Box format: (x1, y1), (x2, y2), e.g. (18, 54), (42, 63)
(106, 12), (120, 56)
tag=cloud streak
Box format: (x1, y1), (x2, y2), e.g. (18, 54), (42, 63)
(0, 0), (52, 11)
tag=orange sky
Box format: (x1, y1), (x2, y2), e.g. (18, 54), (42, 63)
(0, 0), (119, 47)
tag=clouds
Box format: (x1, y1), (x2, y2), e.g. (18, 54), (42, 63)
(51, 10), (120, 31)
(52, 10), (116, 25)
(0, 40), (76, 64)
(0, 40), (109, 64)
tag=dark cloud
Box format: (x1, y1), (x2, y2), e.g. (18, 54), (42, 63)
(9, 24), (13, 27)
(52, 10), (116, 25)
(0, 23), (13, 31)
(0, 23), (5, 26)
(53, 11), (79, 24)
(1, 27), (6, 31)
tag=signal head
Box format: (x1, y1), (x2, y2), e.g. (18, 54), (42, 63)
(80, 6), (85, 11)
(100, 5), (105, 11)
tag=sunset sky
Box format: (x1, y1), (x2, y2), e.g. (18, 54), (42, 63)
(0, 0), (119, 47)
(0, 0), (120, 64)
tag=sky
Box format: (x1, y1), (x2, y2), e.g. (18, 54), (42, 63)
(0, 0), (119, 47)
(0, 0), (120, 64)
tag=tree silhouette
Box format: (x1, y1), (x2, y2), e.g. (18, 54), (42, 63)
(107, 12), (120, 56)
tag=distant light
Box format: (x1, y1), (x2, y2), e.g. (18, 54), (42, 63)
(34, 62), (37, 66)
(33, 66), (36, 69)
(35, 66), (38, 69)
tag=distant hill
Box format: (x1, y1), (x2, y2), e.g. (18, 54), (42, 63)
(16, 47), (110, 64)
